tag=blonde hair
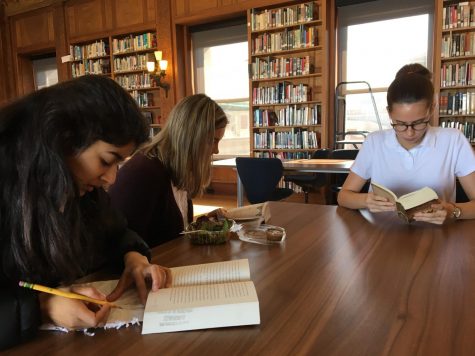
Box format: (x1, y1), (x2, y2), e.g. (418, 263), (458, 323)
(141, 94), (228, 197)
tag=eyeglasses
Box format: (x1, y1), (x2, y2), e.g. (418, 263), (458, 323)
(390, 120), (430, 132)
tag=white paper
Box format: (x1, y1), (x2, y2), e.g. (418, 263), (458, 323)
(40, 279), (144, 333)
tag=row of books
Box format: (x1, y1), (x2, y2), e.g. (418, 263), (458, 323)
(253, 151), (312, 159)
(253, 105), (320, 127)
(251, 26), (318, 55)
(131, 91), (155, 108)
(250, 2), (317, 31)
(441, 33), (475, 58)
(253, 129), (318, 149)
(70, 40), (108, 60)
(442, 3), (475, 30)
(71, 59), (110, 77)
(115, 73), (153, 90)
(114, 54), (148, 72)
(440, 62), (475, 87)
(251, 55), (313, 79)
(252, 83), (311, 105)
(440, 120), (475, 143)
(112, 32), (157, 54)
(439, 91), (475, 115)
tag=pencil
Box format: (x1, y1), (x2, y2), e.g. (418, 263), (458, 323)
(18, 281), (121, 308)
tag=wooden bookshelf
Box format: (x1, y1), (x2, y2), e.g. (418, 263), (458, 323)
(111, 31), (162, 127)
(68, 31), (163, 129)
(248, 1), (327, 159)
(435, 0), (475, 145)
(69, 38), (111, 78)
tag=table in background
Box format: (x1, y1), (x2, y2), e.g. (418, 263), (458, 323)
(10, 202), (475, 355)
(212, 158), (354, 206)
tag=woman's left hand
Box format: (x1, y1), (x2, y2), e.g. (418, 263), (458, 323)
(412, 202), (451, 225)
(107, 251), (169, 304)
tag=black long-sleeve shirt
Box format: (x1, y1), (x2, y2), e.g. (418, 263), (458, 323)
(0, 188), (151, 351)
(109, 154), (193, 247)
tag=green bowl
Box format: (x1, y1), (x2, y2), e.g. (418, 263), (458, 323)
(185, 218), (235, 245)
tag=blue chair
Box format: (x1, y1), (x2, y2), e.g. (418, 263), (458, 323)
(329, 149), (365, 204)
(236, 157), (294, 204)
(284, 149), (331, 203)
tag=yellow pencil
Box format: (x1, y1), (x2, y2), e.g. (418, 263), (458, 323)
(18, 281), (121, 308)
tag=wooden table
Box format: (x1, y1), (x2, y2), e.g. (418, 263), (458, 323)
(9, 202), (475, 355)
(213, 158), (353, 206)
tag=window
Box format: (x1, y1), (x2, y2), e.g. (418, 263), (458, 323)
(337, 0), (433, 138)
(32, 56), (58, 90)
(192, 21), (249, 157)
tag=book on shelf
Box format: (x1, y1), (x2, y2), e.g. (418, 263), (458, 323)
(142, 259), (260, 334)
(371, 182), (439, 223)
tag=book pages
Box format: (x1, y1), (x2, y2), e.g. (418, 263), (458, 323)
(142, 281), (259, 334)
(170, 259), (250, 287)
(398, 187), (438, 210)
(371, 182), (397, 203)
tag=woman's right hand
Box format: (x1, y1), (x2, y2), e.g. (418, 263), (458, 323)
(366, 192), (396, 213)
(39, 286), (111, 329)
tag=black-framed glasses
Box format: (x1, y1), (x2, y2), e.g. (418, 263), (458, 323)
(390, 120), (430, 132)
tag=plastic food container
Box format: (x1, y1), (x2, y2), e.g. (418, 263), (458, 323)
(237, 224), (286, 245)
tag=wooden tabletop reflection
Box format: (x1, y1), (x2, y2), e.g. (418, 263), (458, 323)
(9, 202), (475, 355)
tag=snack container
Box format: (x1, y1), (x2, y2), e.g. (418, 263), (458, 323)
(185, 218), (235, 245)
(237, 224), (286, 245)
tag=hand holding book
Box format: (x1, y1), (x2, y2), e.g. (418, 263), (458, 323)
(370, 182), (441, 223)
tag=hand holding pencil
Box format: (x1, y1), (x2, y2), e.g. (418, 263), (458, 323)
(19, 281), (120, 308)
(19, 281), (114, 330)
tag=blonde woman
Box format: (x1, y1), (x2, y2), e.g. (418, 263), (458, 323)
(109, 94), (228, 246)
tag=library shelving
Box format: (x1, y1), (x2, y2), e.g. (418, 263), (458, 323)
(68, 31), (162, 129)
(69, 38), (111, 78)
(111, 31), (162, 128)
(435, 0), (475, 144)
(248, 0), (327, 159)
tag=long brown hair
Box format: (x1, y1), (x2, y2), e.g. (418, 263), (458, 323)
(141, 94), (228, 197)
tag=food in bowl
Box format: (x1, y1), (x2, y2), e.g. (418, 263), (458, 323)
(185, 216), (234, 245)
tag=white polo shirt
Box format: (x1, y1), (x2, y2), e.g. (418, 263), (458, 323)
(351, 127), (475, 201)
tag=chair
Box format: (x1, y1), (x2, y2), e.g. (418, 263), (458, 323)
(284, 149), (331, 204)
(328, 149), (364, 204)
(334, 81), (382, 149)
(456, 179), (469, 203)
(235, 157), (294, 204)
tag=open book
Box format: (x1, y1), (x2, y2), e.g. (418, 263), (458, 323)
(371, 182), (439, 223)
(142, 259), (260, 334)
(41, 259), (259, 334)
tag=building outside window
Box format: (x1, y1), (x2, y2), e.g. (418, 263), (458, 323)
(337, 0), (433, 141)
(192, 21), (249, 157)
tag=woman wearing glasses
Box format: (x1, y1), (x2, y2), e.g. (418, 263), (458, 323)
(338, 69), (475, 224)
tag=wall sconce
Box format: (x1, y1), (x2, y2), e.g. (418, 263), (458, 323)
(147, 51), (170, 97)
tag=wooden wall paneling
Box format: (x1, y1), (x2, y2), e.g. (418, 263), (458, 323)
(0, 5), (14, 105)
(188, 0), (219, 15)
(172, 25), (191, 101)
(110, 0), (156, 31)
(53, 4), (70, 82)
(173, 0), (187, 18)
(431, 0), (442, 126)
(16, 55), (35, 96)
(155, 0), (174, 121)
(325, 0), (336, 149)
(65, 0), (111, 41)
(12, 7), (55, 52)
(172, 0), (282, 25)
